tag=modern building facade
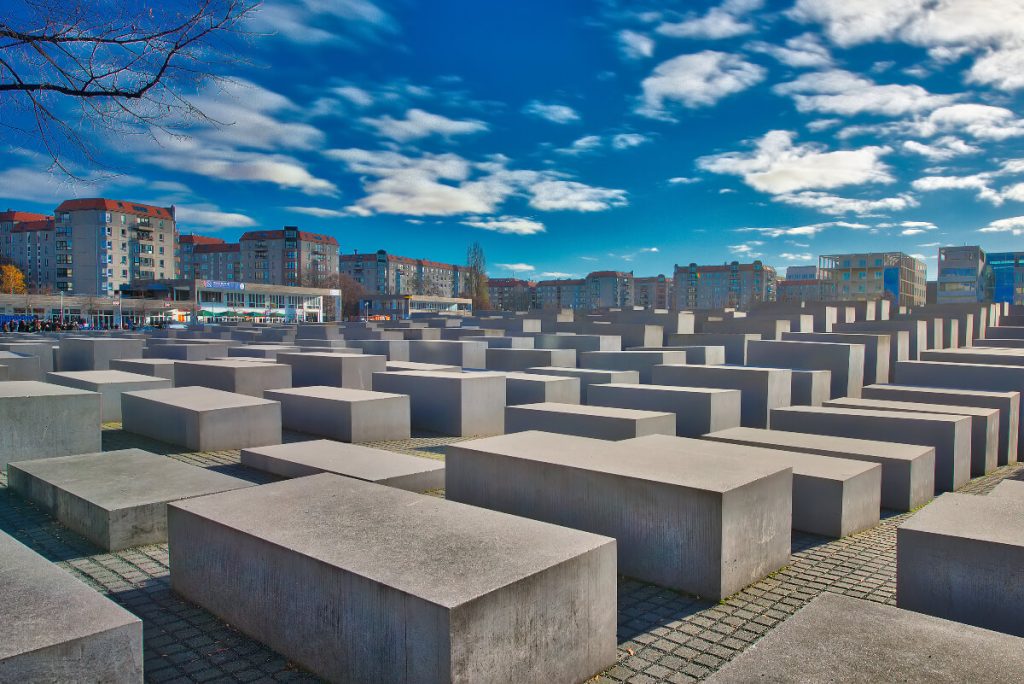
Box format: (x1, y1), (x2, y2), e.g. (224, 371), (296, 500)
(937, 246), (992, 304)
(123, 279), (331, 323)
(634, 275), (673, 310)
(819, 252), (927, 307)
(784, 265), (821, 280)
(339, 250), (467, 298)
(586, 271), (634, 308)
(673, 261), (777, 310)
(53, 198), (178, 295)
(10, 218), (56, 292)
(987, 251), (1024, 305)
(179, 234), (226, 279)
(535, 278), (587, 310)
(487, 278), (536, 311)
(1, 210), (51, 266)
(360, 294), (472, 320)
(240, 227), (338, 287)
(776, 277), (837, 304)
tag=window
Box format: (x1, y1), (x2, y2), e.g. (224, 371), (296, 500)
(843, 272), (851, 280)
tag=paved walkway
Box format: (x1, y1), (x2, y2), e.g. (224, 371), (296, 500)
(1, 425), (1020, 683)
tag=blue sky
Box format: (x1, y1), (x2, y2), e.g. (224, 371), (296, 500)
(4, 0), (1024, 279)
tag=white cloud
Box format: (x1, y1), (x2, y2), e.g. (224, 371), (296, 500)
(612, 133), (652, 150)
(747, 33), (833, 68)
(730, 241), (765, 257)
(608, 246), (660, 262)
(916, 104), (1024, 140)
(773, 70), (957, 116)
(557, 135), (603, 155)
(697, 130), (893, 194)
(780, 252), (813, 261)
(980, 216), (1024, 235)
(286, 206), (349, 218)
(334, 85), (374, 107)
(461, 216), (546, 236)
(807, 118), (842, 132)
(773, 191), (918, 214)
(740, 221), (869, 238)
(618, 30), (655, 59)
(968, 45), (1024, 91)
(529, 180), (629, 212)
(912, 172), (1003, 204)
(523, 101), (580, 124)
(902, 136), (980, 160)
(150, 180), (191, 194)
(657, 0), (763, 40)
(787, 0), (920, 47)
(174, 204), (257, 229)
(496, 263), (536, 272)
(248, 0), (397, 46)
(637, 51), (766, 118)
(0, 166), (137, 204)
(539, 271), (574, 278)
(360, 108), (487, 142)
(668, 176), (701, 185)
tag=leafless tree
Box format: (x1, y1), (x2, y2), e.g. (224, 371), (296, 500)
(464, 241), (489, 310)
(0, 0), (259, 175)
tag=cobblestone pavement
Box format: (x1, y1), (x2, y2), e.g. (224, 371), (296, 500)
(1, 425), (1021, 683)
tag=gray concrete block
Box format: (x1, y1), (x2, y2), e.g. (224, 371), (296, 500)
(770, 406), (971, 493)
(506, 402), (676, 440)
(345, 338), (410, 361)
(504, 372), (580, 405)
(263, 386), (410, 442)
(45, 370), (172, 422)
(109, 358), (177, 384)
(0, 341), (55, 373)
(835, 320), (924, 362)
(121, 386), (281, 451)
(372, 370), (505, 437)
(275, 352), (386, 389)
(476, 335), (535, 348)
(485, 347), (575, 371)
(447, 431), (790, 598)
(533, 333), (622, 353)
(173, 359), (291, 397)
(783, 331), (891, 386)
(825, 397), (999, 477)
(168, 474), (617, 683)
(706, 592), (1024, 683)
(144, 342), (230, 361)
(227, 344), (301, 360)
(703, 426), (933, 511)
(651, 364), (792, 428)
(989, 478), (1024, 500)
(921, 348), (1024, 366)
(407, 339), (487, 368)
(0, 530), (143, 681)
(790, 368), (831, 406)
(748, 339), (865, 399)
(57, 337), (145, 371)
(667, 333), (760, 365)
(588, 383), (741, 437)
(7, 449), (252, 550)
(0, 351), (42, 380)
(385, 361), (460, 373)
(579, 350), (686, 383)
(898, 492), (1024, 636)
(240, 440), (443, 492)
(0, 381), (101, 468)
(523, 366), (639, 402)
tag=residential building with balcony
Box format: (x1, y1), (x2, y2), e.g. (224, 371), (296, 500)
(776, 277), (837, 304)
(1, 209), (51, 265)
(10, 218), (56, 292)
(179, 234), (226, 279)
(673, 261), (777, 310)
(634, 274), (673, 310)
(937, 245), (992, 304)
(240, 227), (339, 287)
(535, 278), (587, 310)
(339, 250), (467, 297)
(487, 278), (536, 311)
(586, 271), (634, 308)
(819, 252), (926, 307)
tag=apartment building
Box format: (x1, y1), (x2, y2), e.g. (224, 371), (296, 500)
(339, 250), (467, 297)
(1, 210), (50, 263)
(785, 265), (821, 280)
(193, 243), (242, 282)
(240, 227), (339, 287)
(586, 271), (634, 308)
(179, 234), (226, 279)
(53, 199), (177, 294)
(535, 278), (587, 310)
(10, 218), (56, 292)
(776, 277), (837, 304)
(987, 251), (1024, 305)
(819, 252), (926, 307)
(487, 278), (536, 311)
(937, 246), (992, 304)
(673, 261), (777, 310)
(634, 274), (673, 310)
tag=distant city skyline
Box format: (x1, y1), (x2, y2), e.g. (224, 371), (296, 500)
(3, 0), (1024, 280)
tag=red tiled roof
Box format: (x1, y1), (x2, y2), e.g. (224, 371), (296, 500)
(0, 210), (50, 222)
(536, 279), (585, 286)
(194, 243), (240, 254)
(587, 271), (632, 278)
(11, 219), (55, 233)
(55, 198), (174, 220)
(180, 234), (225, 246)
(240, 229), (339, 246)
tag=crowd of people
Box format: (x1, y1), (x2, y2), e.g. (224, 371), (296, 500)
(0, 317), (84, 333)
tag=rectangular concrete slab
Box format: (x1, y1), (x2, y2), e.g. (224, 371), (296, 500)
(121, 386), (281, 451)
(372, 370), (505, 437)
(168, 474), (617, 683)
(770, 406), (970, 493)
(747, 339), (865, 399)
(447, 431), (790, 598)
(0, 341), (55, 373)
(783, 331), (891, 385)
(109, 358), (177, 384)
(0, 381), (101, 467)
(524, 366), (639, 403)
(144, 343), (230, 361)
(506, 402), (676, 440)
(504, 372), (580, 405)
(706, 592), (1024, 683)
(263, 386), (410, 442)
(226, 344), (301, 360)
(46, 370), (172, 422)
(173, 359), (292, 397)
(276, 352), (386, 389)
(57, 337), (145, 371)
(579, 350), (687, 383)
(0, 530), (143, 681)
(485, 347), (576, 371)
(790, 368), (831, 407)
(898, 492), (1024, 636)
(346, 338), (410, 361)
(667, 333), (760, 365)
(703, 426), (933, 511)
(407, 339), (487, 368)
(7, 449), (253, 550)
(652, 364), (792, 428)
(587, 383), (741, 437)
(240, 440), (444, 492)
(0, 351), (42, 380)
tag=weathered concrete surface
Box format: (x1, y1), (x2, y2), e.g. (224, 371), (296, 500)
(372, 370), (505, 436)
(703, 426), (933, 511)
(506, 402), (677, 440)
(524, 366), (639, 403)
(0, 341), (55, 373)
(651, 364), (791, 428)
(447, 431), (790, 599)
(0, 530), (143, 682)
(747, 339), (865, 399)
(121, 386), (281, 451)
(263, 386), (410, 442)
(0, 381), (101, 467)
(504, 372), (580, 406)
(240, 440), (444, 492)
(706, 592), (1024, 683)
(173, 359), (292, 397)
(46, 370), (171, 422)
(587, 383), (741, 437)
(898, 492), (1024, 637)
(0, 351), (41, 380)
(7, 449), (252, 550)
(275, 352), (386, 389)
(168, 474), (617, 683)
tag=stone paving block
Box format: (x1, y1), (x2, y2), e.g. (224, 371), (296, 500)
(58, 337), (145, 371)
(168, 474), (616, 683)
(0, 350), (42, 380)
(7, 449), (253, 550)
(770, 406), (970, 494)
(651, 364), (791, 428)
(747, 339), (865, 399)
(485, 347), (576, 371)
(706, 592), (1024, 683)
(275, 352), (386, 389)
(506, 402), (676, 440)
(0, 381), (101, 467)
(46, 370), (172, 422)
(0, 530), (143, 681)
(109, 358), (177, 384)
(447, 431), (790, 599)
(703, 426), (933, 512)
(825, 397), (999, 477)
(504, 372), (580, 405)
(580, 350), (687, 383)
(524, 366), (639, 402)
(372, 370), (505, 437)
(587, 383), (741, 437)
(173, 359), (291, 397)
(240, 440), (443, 492)
(898, 492), (1024, 636)
(121, 386), (281, 451)
(264, 386), (410, 442)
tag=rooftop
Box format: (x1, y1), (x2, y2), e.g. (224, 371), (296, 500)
(55, 198), (174, 221)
